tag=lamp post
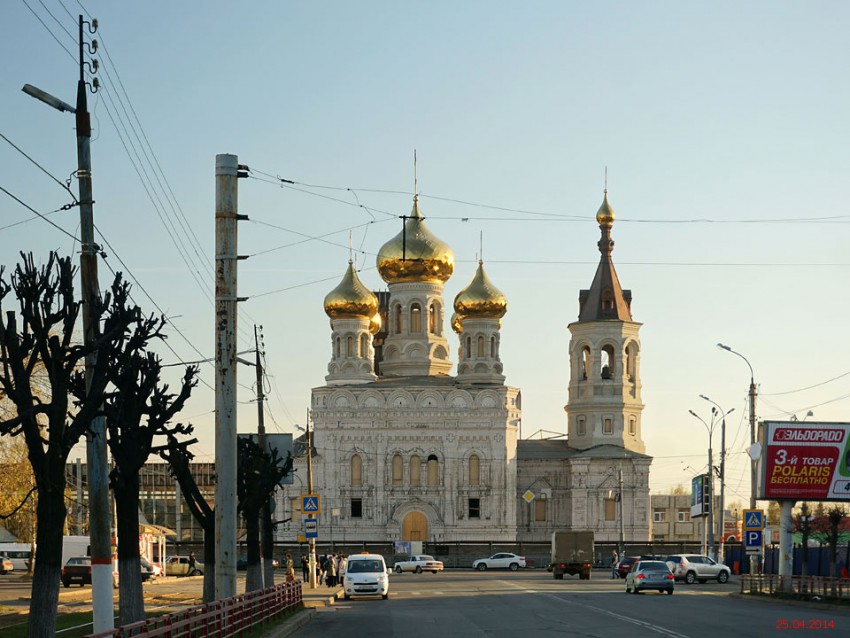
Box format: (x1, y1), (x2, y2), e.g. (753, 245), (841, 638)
(700, 396), (734, 563)
(22, 15), (113, 634)
(293, 419), (317, 589)
(689, 410), (715, 557)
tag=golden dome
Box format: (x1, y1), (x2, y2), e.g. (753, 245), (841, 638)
(376, 197), (454, 284)
(324, 261), (379, 319)
(453, 261), (507, 319)
(368, 311), (382, 335)
(450, 312), (463, 334)
(596, 190), (615, 227)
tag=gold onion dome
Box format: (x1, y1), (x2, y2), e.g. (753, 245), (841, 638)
(596, 190), (615, 227)
(324, 261), (379, 319)
(450, 312), (463, 334)
(368, 312), (382, 335)
(453, 261), (507, 319)
(376, 197), (454, 284)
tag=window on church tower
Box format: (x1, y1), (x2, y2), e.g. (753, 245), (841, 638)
(534, 498), (546, 522)
(577, 417), (586, 436)
(469, 454), (480, 485)
(581, 346), (590, 380)
(490, 336), (496, 358)
(334, 337), (340, 358)
(464, 336), (471, 359)
(626, 343), (637, 381)
(468, 498), (480, 519)
(429, 303), (438, 334)
(346, 336), (354, 357)
(629, 417), (636, 436)
(604, 497), (616, 521)
(410, 455), (421, 486)
(603, 418), (613, 434)
(351, 454), (363, 486)
(426, 454), (439, 486)
(351, 498), (363, 518)
(359, 334), (368, 357)
(394, 304), (402, 334)
(601, 345), (614, 379)
(411, 303), (422, 332)
(392, 454), (403, 486)
(477, 336), (484, 357)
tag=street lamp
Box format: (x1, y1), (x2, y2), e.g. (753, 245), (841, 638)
(293, 420), (317, 589)
(700, 395), (734, 562)
(689, 409), (715, 556)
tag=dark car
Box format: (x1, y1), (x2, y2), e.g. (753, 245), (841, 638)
(62, 557), (91, 587)
(615, 556), (640, 579)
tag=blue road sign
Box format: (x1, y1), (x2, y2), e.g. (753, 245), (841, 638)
(744, 530), (763, 548)
(743, 509), (764, 530)
(301, 494), (321, 514)
(305, 519), (318, 539)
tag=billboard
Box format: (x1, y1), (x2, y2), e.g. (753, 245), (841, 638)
(690, 474), (707, 518)
(237, 433), (294, 485)
(758, 421), (850, 501)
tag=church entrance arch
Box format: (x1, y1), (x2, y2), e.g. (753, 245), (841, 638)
(401, 511), (428, 541)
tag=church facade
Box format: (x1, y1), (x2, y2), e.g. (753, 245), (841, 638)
(284, 191), (651, 546)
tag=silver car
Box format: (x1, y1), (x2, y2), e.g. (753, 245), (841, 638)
(472, 553), (526, 571)
(624, 560), (675, 595)
(664, 554), (730, 584)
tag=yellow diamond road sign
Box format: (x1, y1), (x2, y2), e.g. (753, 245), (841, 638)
(522, 490), (535, 503)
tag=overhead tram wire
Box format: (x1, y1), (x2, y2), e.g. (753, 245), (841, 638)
(0, 131), (79, 204)
(21, 0), (76, 62)
(0, 185), (81, 244)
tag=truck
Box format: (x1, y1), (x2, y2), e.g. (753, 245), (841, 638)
(549, 531), (594, 580)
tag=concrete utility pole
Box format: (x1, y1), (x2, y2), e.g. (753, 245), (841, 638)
(254, 325), (275, 587)
(307, 414), (317, 588)
(617, 469), (625, 562)
(214, 153), (246, 600)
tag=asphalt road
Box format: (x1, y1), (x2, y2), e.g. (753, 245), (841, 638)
(298, 570), (850, 638)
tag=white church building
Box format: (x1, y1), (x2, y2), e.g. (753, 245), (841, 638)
(284, 191), (651, 546)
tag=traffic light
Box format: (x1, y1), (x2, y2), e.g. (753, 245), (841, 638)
(702, 474), (711, 514)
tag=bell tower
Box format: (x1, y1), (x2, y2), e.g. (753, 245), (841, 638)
(566, 191), (645, 453)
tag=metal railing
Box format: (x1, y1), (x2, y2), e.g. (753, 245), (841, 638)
(742, 574), (850, 602)
(84, 580), (303, 638)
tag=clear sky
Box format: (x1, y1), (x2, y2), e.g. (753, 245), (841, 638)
(3, 1), (849, 508)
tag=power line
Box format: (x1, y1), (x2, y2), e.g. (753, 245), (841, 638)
(21, 0), (76, 62)
(0, 184), (80, 243)
(0, 131), (79, 204)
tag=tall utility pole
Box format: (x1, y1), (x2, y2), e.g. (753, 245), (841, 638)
(254, 325), (274, 587)
(617, 469), (625, 562)
(69, 14), (113, 633)
(215, 153), (246, 600)
(306, 413), (317, 588)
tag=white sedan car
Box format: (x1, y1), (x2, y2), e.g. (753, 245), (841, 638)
(472, 553), (526, 571)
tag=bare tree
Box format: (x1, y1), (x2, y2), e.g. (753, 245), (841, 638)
(159, 435), (216, 603)
(237, 436), (293, 592)
(94, 329), (198, 625)
(0, 252), (144, 638)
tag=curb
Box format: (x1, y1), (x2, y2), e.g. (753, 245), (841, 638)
(264, 608), (316, 638)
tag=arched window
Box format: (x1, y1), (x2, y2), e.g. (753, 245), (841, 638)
(392, 454), (403, 486)
(346, 335), (354, 357)
(465, 336), (471, 360)
(429, 303), (438, 334)
(359, 333), (368, 357)
(468, 454), (480, 485)
(626, 343), (637, 381)
(581, 346), (590, 380)
(477, 336), (485, 357)
(410, 303), (422, 333)
(410, 455), (421, 486)
(601, 345), (615, 379)
(394, 304), (402, 334)
(490, 336), (497, 358)
(426, 454), (439, 486)
(629, 417), (636, 436)
(334, 337), (341, 358)
(577, 416), (586, 436)
(351, 454), (363, 486)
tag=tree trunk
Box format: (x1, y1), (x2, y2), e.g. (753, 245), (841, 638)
(202, 521), (215, 603)
(115, 475), (145, 625)
(28, 485), (66, 638)
(245, 510), (262, 592)
(261, 500), (274, 588)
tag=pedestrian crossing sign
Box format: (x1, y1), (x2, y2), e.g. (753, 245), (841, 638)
(742, 509), (764, 530)
(301, 494), (321, 514)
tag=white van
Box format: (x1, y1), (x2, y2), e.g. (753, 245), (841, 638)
(342, 553), (390, 600)
(0, 544), (33, 571)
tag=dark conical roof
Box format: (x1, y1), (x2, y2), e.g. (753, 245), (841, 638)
(577, 191), (632, 322)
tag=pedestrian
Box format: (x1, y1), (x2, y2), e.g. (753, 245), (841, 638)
(338, 554), (347, 584)
(301, 554), (309, 582)
(286, 553), (295, 581)
(326, 553), (337, 587)
(610, 550), (619, 579)
(188, 551), (197, 576)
